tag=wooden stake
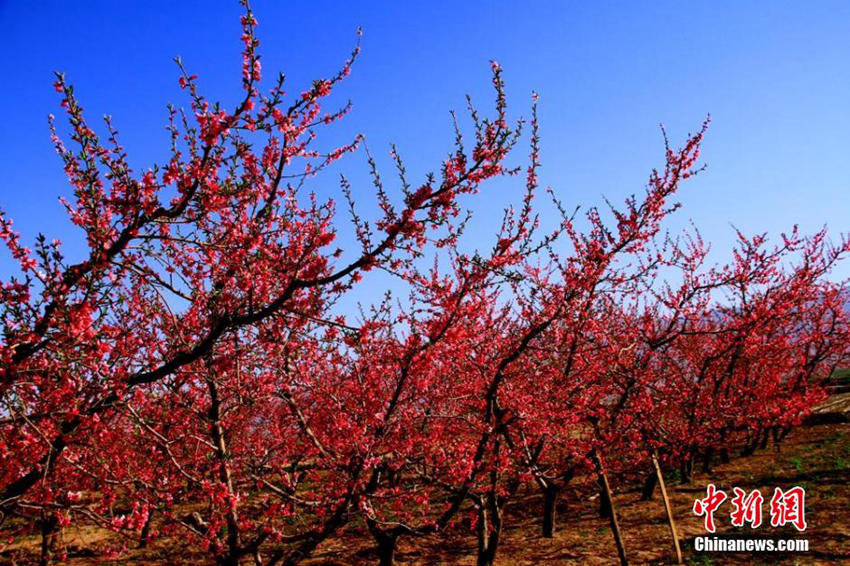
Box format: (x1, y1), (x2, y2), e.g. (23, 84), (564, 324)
(652, 450), (683, 565)
(593, 451), (629, 566)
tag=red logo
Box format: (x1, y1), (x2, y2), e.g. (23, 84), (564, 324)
(693, 485), (807, 532)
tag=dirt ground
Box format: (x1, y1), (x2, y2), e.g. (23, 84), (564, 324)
(3, 418), (848, 565)
(306, 420), (850, 566)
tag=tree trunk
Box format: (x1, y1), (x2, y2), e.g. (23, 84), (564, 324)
(598, 482), (613, 518)
(138, 510), (154, 548)
(39, 513), (59, 566)
(541, 484), (559, 538)
(759, 429), (770, 450)
(639, 471), (657, 501)
(679, 455), (693, 484)
(206, 373), (242, 563)
(476, 501), (502, 566)
(719, 448), (730, 464)
(367, 519), (400, 566)
(652, 451), (683, 565)
(376, 537), (397, 566)
(593, 452), (628, 566)
(701, 447), (714, 473)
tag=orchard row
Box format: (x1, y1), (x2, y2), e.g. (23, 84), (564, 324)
(1, 4), (847, 565)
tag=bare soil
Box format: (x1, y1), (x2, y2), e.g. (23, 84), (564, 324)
(3, 417), (848, 565)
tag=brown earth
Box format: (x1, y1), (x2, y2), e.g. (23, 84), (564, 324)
(3, 413), (848, 565)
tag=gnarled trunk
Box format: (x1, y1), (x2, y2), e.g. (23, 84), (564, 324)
(138, 510), (154, 548)
(39, 513), (60, 566)
(541, 484), (559, 538)
(639, 471), (657, 501)
(366, 519), (401, 566)
(759, 428), (770, 450)
(536, 468), (573, 538)
(206, 368), (242, 566)
(598, 482), (613, 518)
(475, 498), (502, 566)
(701, 447), (714, 473)
(679, 454), (693, 484)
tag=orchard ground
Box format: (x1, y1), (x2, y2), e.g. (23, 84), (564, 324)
(4, 391), (849, 566)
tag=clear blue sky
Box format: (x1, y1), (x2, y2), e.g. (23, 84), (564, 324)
(1, 0), (848, 284)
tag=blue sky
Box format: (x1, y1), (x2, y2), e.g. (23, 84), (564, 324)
(1, 0), (848, 285)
